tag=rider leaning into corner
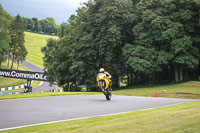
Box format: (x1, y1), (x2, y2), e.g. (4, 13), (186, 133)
(98, 68), (112, 91)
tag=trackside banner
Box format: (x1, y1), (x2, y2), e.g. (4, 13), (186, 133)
(0, 69), (47, 81)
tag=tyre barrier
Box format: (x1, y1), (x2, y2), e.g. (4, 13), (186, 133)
(41, 89), (63, 92)
(0, 89), (63, 95)
(0, 92), (21, 95)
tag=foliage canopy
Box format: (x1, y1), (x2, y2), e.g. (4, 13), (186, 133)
(42, 0), (200, 90)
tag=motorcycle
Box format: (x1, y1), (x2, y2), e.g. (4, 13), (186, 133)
(96, 73), (112, 100)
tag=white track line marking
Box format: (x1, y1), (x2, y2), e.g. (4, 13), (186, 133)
(39, 81), (43, 86)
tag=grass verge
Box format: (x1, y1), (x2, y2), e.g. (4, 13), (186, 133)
(0, 92), (101, 100)
(0, 81), (41, 93)
(0, 32), (54, 90)
(31, 81), (41, 88)
(0, 61), (42, 91)
(1, 101), (199, 133)
(24, 32), (58, 68)
(1, 80), (200, 99)
(113, 81), (200, 99)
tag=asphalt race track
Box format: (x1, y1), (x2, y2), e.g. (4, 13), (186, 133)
(19, 61), (58, 92)
(20, 61), (43, 72)
(0, 95), (195, 130)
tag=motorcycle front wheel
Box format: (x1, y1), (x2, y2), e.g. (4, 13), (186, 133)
(105, 89), (111, 100)
(99, 81), (111, 100)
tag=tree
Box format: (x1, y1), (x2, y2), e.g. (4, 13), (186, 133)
(32, 17), (41, 32)
(43, 0), (200, 90)
(9, 14), (27, 69)
(58, 22), (68, 38)
(39, 17), (59, 35)
(74, 0), (134, 88)
(168, 0), (200, 82)
(42, 0), (135, 90)
(41, 38), (58, 83)
(23, 17), (34, 31)
(0, 4), (12, 68)
(22, 17), (59, 35)
(42, 14), (83, 91)
(124, 0), (200, 83)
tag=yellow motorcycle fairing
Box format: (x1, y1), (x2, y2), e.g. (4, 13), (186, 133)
(96, 73), (110, 89)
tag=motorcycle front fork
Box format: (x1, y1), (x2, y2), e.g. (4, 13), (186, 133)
(101, 86), (111, 92)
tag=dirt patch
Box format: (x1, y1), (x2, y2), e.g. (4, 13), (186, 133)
(159, 92), (200, 99)
(180, 81), (200, 87)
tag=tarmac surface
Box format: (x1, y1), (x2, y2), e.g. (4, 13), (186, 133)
(19, 61), (58, 92)
(0, 95), (195, 130)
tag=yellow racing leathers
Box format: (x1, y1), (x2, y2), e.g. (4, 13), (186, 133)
(97, 71), (112, 90)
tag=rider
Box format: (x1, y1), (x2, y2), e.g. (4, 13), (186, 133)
(98, 68), (112, 90)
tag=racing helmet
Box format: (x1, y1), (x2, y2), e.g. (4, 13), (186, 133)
(99, 68), (105, 73)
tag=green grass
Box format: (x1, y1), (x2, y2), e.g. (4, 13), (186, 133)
(113, 81), (200, 99)
(0, 92), (101, 100)
(0, 78), (26, 89)
(24, 32), (58, 68)
(0, 81), (42, 93)
(1, 80), (200, 99)
(0, 61), (42, 90)
(0, 31), (54, 89)
(1, 101), (199, 133)
(31, 81), (41, 88)
(0, 31), (56, 89)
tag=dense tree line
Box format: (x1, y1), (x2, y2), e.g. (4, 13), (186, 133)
(42, 0), (200, 91)
(22, 17), (59, 35)
(0, 4), (27, 69)
(0, 4), (11, 68)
